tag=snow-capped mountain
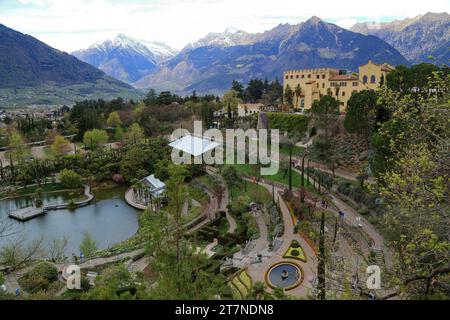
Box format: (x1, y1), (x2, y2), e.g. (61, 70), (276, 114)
(138, 40), (178, 63)
(135, 17), (408, 95)
(182, 27), (256, 52)
(72, 34), (176, 83)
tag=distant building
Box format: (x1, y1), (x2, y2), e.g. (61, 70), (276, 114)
(262, 105), (279, 112)
(213, 108), (226, 118)
(283, 60), (394, 112)
(237, 103), (264, 117)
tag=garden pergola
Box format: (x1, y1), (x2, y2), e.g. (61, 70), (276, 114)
(169, 135), (221, 157)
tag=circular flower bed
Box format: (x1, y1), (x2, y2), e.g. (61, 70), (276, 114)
(291, 240), (300, 248)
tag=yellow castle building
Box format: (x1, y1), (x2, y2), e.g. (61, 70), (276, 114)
(283, 60), (394, 112)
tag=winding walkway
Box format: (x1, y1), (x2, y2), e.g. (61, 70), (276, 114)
(77, 248), (145, 270)
(293, 167), (392, 267)
(205, 166), (236, 234)
(327, 194), (392, 267)
(245, 179), (318, 297)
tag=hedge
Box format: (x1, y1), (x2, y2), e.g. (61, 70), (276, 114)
(266, 113), (310, 136)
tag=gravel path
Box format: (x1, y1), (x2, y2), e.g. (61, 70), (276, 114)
(245, 179), (318, 298)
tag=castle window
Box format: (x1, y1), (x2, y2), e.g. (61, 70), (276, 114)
(342, 91), (346, 96)
(317, 83), (319, 88)
(302, 75), (305, 79)
(316, 75), (320, 79)
(290, 75), (293, 79)
(371, 75), (376, 83)
(285, 75), (289, 80)
(363, 75), (368, 84)
(322, 74), (326, 79)
(296, 75), (299, 79)
(308, 74), (311, 78)
(353, 82), (358, 87)
(322, 83), (325, 88)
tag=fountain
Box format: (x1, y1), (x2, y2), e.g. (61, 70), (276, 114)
(265, 262), (303, 291)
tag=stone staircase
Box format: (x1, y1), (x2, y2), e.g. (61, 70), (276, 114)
(372, 248), (385, 266)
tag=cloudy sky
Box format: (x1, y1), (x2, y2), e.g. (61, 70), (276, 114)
(0, 0), (448, 52)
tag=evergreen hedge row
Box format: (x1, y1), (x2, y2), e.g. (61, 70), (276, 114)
(266, 113), (310, 135)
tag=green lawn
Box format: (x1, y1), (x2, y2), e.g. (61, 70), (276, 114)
(195, 175), (216, 190)
(228, 163), (303, 188)
(229, 178), (273, 205)
(182, 205), (202, 224)
(278, 145), (305, 157)
(16, 183), (67, 196)
(188, 184), (210, 205)
(226, 163), (325, 200)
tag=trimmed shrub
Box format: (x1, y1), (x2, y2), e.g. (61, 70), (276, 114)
(291, 240), (300, 248)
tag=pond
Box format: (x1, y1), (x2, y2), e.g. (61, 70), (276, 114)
(0, 186), (140, 256)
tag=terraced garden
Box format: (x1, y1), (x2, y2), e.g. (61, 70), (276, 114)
(229, 269), (252, 299)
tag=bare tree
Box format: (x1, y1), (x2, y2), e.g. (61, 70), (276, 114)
(47, 236), (69, 263)
(0, 235), (44, 270)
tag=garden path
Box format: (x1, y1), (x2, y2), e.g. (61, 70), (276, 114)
(244, 179), (318, 298)
(293, 167), (392, 267)
(204, 167), (236, 234)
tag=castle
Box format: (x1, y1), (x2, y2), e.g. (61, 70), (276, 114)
(283, 60), (394, 112)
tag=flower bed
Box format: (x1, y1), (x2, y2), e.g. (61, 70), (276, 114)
(283, 240), (307, 262)
(228, 269), (252, 299)
(239, 270), (252, 289)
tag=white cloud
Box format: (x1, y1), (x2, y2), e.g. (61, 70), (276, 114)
(1, 0), (449, 52)
(17, 0), (53, 6)
(334, 18), (359, 29)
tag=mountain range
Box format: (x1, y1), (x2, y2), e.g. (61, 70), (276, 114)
(350, 12), (450, 65)
(0, 12), (448, 105)
(134, 16), (409, 94)
(0, 23), (143, 107)
(72, 34), (178, 83)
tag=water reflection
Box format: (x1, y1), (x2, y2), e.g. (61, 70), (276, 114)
(0, 187), (140, 255)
